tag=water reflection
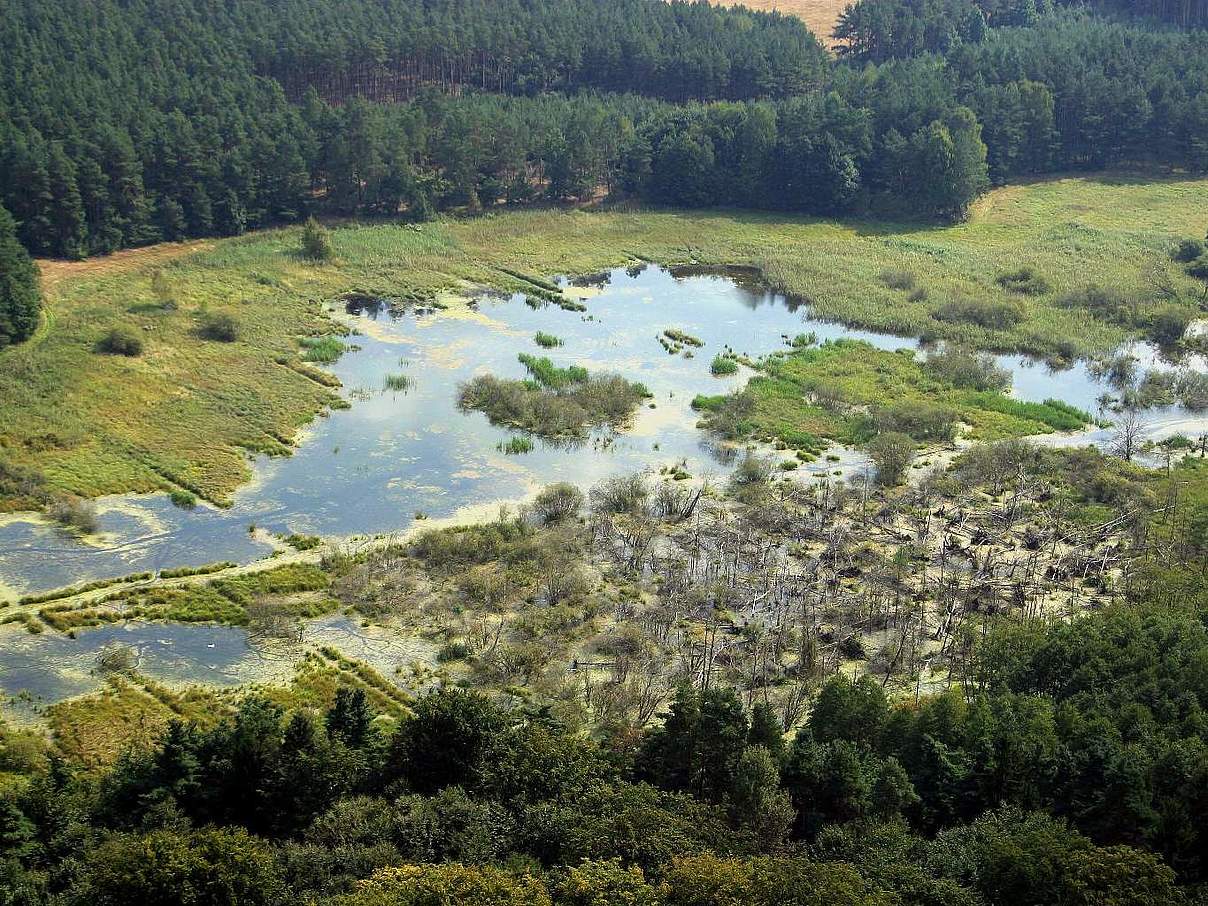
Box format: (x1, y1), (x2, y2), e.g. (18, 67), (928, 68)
(0, 614), (439, 712)
(0, 265), (1202, 596)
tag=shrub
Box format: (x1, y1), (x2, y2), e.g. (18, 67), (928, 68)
(710, 355), (739, 376)
(82, 828), (284, 906)
(459, 366), (647, 439)
(1186, 257), (1208, 281)
(880, 269), (916, 290)
(150, 269), (177, 309)
(995, 266), (1051, 295)
(591, 473), (649, 515)
(933, 297), (1024, 330)
(868, 432), (915, 486)
(533, 482), (585, 523)
(1172, 238), (1205, 263)
(301, 216), (333, 261)
(731, 453), (774, 489)
(198, 312), (239, 342)
(97, 326), (144, 356)
(1056, 284), (1135, 324)
(534, 331), (563, 348)
(925, 346), (1010, 391)
(873, 401), (958, 443)
(1178, 372), (1208, 411)
(437, 640), (472, 662)
(49, 494), (99, 534)
(1147, 305), (1192, 346)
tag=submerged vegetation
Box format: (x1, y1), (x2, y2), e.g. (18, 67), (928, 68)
(459, 354), (650, 439)
(382, 373), (412, 393)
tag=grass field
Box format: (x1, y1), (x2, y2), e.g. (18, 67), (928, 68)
(713, 0), (849, 44)
(1, 175), (1203, 511)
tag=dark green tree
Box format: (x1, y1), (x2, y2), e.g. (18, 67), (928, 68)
(0, 203), (41, 346)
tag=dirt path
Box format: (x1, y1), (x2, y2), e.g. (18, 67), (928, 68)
(37, 240), (213, 294)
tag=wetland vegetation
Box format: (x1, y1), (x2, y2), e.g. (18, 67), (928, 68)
(0, 441), (1205, 904)
(693, 339), (1093, 453)
(458, 355), (651, 439)
(2, 0), (1208, 902)
(2, 176), (1205, 514)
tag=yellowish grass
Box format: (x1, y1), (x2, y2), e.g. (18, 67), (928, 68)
(713, 0), (850, 44)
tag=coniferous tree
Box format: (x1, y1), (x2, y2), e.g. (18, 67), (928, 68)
(0, 203), (42, 346)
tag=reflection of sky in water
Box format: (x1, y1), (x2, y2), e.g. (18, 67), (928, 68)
(0, 621), (255, 708)
(0, 265), (1202, 596)
(0, 614), (439, 710)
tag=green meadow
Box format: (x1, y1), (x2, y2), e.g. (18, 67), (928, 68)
(1, 175), (1203, 510)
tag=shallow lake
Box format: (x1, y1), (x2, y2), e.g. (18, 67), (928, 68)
(1, 265), (1203, 598)
(0, 613), (438, 714)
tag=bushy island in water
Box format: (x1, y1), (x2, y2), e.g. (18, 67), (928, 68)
(458, 353), (651, 439)
(694, 339), (1092, 457)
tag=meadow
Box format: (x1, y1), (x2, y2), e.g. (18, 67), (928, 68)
(1, 175), (1203, 511)
(713, 0), (850, 45)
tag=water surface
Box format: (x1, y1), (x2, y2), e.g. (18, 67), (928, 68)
(0, 265), (1202, 596)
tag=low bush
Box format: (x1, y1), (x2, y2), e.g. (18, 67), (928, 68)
(868, 432), (915, 485)
(1172, 238), (1205, 263)
(533, 482), (585, 523)
(97, 327), (144, 356)
(995, 266), (1051, 295)
(198, 312), (239, 342)
(460, 361), (648, 439)
(871, 401), (958, 443)
(880, 269), (916, 291)
(1056, 284), (1136, 324)
(1147, 306), (1192, 346)
(301, 216), (333, 261)
(710, 355), (739, 376)
(49, 495), (99, 534)
(933, 297), (1024, 330)
(925, 346), (1010, 392)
